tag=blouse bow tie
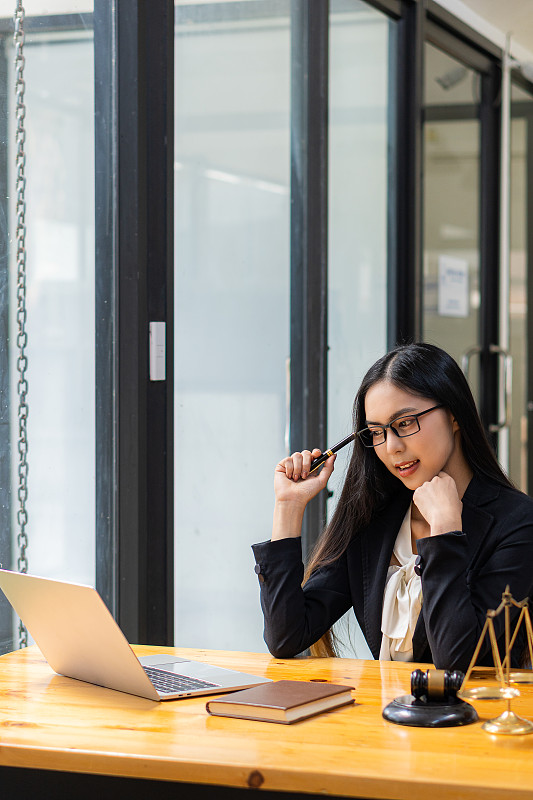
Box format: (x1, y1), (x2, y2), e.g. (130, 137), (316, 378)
(381, 554), (422, 657)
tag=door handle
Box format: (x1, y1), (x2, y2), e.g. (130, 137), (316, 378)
(489, 344), (512, 433)
(461, 345), (481, 380)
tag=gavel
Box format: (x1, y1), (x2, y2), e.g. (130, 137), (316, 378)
(410, 669), (465, 702)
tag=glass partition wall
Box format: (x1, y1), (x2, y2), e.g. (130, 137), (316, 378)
(173, 0), (394, 653)
(0, 6), (95, 653)
(173, 1), (291, 652)
(326, 1), (393, 657)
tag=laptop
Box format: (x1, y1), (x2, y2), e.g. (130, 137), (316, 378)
(0, 569), (270, 701)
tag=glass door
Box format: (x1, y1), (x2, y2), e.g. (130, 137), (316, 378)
(422, 43), (482, 404)
(423, 40), (533, 491)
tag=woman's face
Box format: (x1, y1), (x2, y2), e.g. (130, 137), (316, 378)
(363, 380), (463, 490)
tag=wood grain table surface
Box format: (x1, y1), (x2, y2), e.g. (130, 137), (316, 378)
(1, 645), (533, 799)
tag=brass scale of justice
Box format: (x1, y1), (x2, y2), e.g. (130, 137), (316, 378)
(457, 585), (533, 734)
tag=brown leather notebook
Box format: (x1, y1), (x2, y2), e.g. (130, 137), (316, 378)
(205, 680), (355, 724)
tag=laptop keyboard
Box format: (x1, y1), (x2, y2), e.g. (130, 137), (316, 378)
(143, 666), (220, 695)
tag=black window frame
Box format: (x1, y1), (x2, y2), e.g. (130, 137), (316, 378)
(94, 0), (174, 645)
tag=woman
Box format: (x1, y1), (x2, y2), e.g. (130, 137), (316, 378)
(252, 343), (533, 671)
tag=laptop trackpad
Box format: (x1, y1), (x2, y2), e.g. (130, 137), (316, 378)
(138, 654), (190, 667)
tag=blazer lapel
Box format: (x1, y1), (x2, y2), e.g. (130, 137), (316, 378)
(361, 490), (412, 658)
(460, 476), (497, 562)
(413, 474), (496, 663)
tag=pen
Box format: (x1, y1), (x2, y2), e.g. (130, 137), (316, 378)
(309, 432), (356, 473)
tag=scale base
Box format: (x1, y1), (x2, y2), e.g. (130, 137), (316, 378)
(383, 694), (479, 728)
(482, 710), (533, 735)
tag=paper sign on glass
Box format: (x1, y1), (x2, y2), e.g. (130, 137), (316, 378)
(438, 255), (469, 318)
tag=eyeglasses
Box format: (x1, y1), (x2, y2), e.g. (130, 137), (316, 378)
(357, 404), (444, 448)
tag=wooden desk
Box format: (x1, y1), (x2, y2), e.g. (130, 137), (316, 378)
(0, 646), (533, 800)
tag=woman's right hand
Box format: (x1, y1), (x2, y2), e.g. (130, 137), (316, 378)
(274, 449), (336, 507)
(271, 450), (336, 540)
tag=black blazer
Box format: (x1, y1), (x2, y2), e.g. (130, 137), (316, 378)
(252, 475), (533, 671)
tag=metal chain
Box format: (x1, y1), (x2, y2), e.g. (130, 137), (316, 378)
(14, 0), (29, 648)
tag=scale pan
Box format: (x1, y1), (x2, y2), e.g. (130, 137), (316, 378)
(457, 686), (520, 701)
(509, 672), (533, 684)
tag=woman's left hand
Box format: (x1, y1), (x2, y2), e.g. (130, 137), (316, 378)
(412, 472), (463, 536)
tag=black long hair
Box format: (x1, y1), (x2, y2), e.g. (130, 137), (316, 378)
(305, 342), (513, 656)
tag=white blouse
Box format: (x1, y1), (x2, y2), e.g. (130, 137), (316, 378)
(379, 506), (423, 661)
